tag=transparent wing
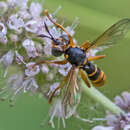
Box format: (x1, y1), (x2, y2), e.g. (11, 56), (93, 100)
(88, 18), (130, 50)
(63, 67), (81, 118)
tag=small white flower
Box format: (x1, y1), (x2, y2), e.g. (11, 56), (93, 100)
(7, 0), (16, 6)
(0, 22), (7, 38)
(18, 9), (31, 19)
(8, 74), (18, 83)
(62, 18), (79, 36)
(124, 125), (130, 130)
(22, 39), (38, 58)
(8, 0), (28, 9)
(41, 64), (49, 74)
(50, 27), (61, 39)
(0, 2), (8, 14)
(92, 126), (114, 130)
(4, 73), (39, 106)
(73, 38), (77, 44)
(49, 99), (65, 128)
(8, 74), (24, 90)
(22, 39), (34, 49)
(8, 14), (24, 31)
(16, 0), (28, 9)
(0, 50), (14, 77)
(30, 2), (42, 19)
(9, 34), (18, 42)
(36, 44), (43, 56)
(39, 27), (50, 37)
(58, 63), (72, 76)
(0, 50), (14, 67)
(15, 51), (26, 64)
(0, 35), (8, 44)
(22, 77), (38, 93)
(63, 26), (75, 36)
(8, 74), (38, 94)
(43, 16), (55, 26)
(37, 18), (51, 35)
(25, 62), (40, 77)
(48, 82), (60, 96)
(25, 20), (38, 33)
(4, 73), (24, 104)
(44, 39), (52, 56)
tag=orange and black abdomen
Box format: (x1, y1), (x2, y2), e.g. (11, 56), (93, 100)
(83, 61), (106, 87)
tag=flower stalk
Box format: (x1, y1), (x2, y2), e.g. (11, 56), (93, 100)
(80, 81), (125, 116)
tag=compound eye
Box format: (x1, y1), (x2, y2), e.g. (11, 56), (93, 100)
(51, 47), (63, 57)
(54, 39), (62, 45)
(60, 35), (70, 45)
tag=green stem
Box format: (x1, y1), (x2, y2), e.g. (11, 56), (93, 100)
(80, 81), (125, 115)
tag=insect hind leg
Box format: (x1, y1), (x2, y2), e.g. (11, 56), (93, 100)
(48, 68), (72, 103)
(88, 55), (105, 61)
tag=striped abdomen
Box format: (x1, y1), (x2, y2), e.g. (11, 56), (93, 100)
(83, 61), (106, 87)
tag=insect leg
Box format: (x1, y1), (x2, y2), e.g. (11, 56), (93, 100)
(50, 60), (68, 65)
(79, 69), (91, 88)
(49, 68), (72, 103)
(88, 55), (105, 61)
(44, 9), (75, 47)
(32, 59), (68, 68)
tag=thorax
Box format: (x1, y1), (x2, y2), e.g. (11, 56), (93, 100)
(65, 47), (86, 66)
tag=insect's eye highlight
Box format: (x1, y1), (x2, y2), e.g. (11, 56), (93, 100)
(60, 34), (70, 45)
(54, 39), (62, 45)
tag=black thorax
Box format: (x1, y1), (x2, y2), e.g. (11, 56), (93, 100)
(65, 47), (86, 66)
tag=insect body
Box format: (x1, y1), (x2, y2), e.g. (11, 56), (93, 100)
(64, 45), (106, 87)
(65, 47), (86, 66)
(36, 9), (130, 103)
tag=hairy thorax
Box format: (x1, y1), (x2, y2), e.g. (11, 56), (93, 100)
(65, 47), (86, 66)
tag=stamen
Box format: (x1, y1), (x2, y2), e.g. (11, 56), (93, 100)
(62, 117), (66, 128)
(4, 67), (8, 78)
(9, 95), (16, 107)
(58, 117), (60, 130)
(9, 86), (23, 107)
(61, 18), (66, 26)
(52, 5), (62, 17)
(49, 110), (56, 128)
(15, 51), (26, 65)
(14, 86), (23, 96)
(71, 17), (79, 30)
(74, 113), (93, 123)
(57, 18), (66, 32)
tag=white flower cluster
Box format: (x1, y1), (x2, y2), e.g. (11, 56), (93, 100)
(0, 0), (82, 128)
(92, 92), (130, 130)
(0, 0), (55, 104)
(0, 0), (102, 129)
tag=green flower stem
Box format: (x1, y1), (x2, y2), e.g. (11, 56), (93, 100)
(80, 81), (125, 115)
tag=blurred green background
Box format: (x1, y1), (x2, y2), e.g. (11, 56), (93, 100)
(0, 0), (130, 130)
